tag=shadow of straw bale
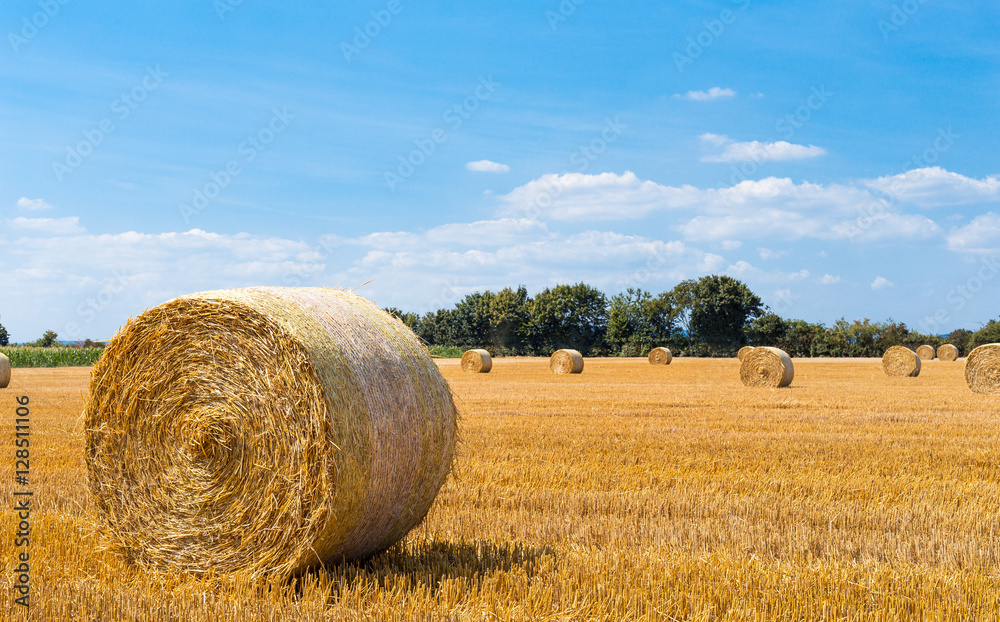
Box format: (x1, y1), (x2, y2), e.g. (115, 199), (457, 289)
(305, 539), (556, 595)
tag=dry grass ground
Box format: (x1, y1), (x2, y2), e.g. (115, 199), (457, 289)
(1, 357), (998, 620)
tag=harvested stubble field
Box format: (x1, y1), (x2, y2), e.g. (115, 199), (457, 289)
(2, 357), (999, 620)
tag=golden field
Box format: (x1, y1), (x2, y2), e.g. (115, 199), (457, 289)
(1, 357), (999, 621)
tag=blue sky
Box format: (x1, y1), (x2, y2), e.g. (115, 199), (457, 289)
(2, 0), (999, 342)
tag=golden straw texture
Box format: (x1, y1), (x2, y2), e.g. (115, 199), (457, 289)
(647, 347), (672, 365)
(460, 349), (492, 373)
(737, 346), (754, 362)
(84, 287), (458, 578)
(882, 346), (921, 377)
(916, 345), (936, 360)
(965, 343), (1000, 394)
(937, 344), (960, 362)
(739, 346), (794, 388)
(0, 353), (10, 389)
(549, 349), (583, 374)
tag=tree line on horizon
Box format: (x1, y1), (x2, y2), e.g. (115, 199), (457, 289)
(2, 275), (997, 358)
(385, 275), (1000, 358)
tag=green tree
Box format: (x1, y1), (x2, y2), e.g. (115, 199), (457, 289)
(29, 330), (59, 348)
(664, 280), (696, 337)
(383, 307), (419, 331)
(485, 286), (530, 354)
(747, 313), (789, 348)
(525, 283), (607, 355)
(969, 319), (1000, 352)
(945, 328), (972, 355)
(414, 309), (453, 346)
(0, 317), (8, 347)
(606, 288), (650, 357)
(784, 319), (827, 357)
(688, 275), (764, 355)
(450, 292), (492, 348)
(606, 288), (677, 356)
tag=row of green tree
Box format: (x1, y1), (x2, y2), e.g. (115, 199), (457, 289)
(0, 322), (103, 349)
(386, 275), (1000, 358)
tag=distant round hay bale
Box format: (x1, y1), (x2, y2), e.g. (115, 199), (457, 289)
(739, 346), (794, 388)
(461, 349), (492, 373)
(85, 287), (458, 577)
(648, 347), (672, 365)
(965, 344), (1000, 394)
(937, 344), (959, 362)
(550, 349), (583, 374)
(882, 345), (921, 377)
(0, 353), (10, 389)
(737, 346), (754, 362)
(915, 345), (936, 360)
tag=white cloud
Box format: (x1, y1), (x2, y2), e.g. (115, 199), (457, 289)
(757, 247), (787, 260)
(721, 240), (742, 250)
(336, 218), (549, 252)
(674, 87), (736, 101)
(700, 134), (826, 163)
(871, 276), (894, 290)
(0, 228), (322, 341)
(829, 212), (942, 242)
(821, 274), (841, 284)
(498, 170), (947, 244)
(17, 197), (53, 211)
(328, 220), (725, 312)
(946, 212), (1000, 255)
(8, 216), (85, 235)
(498, 171), (703, 221)
(865, 167), (1000, 208)
(724, 261), (808, 283)
(466, 160), (511, 173)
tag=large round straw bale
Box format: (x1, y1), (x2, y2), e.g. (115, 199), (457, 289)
(84, 287), (457, 577)
(882, 345), (921, 377)
(937, 344), (959, 362)
(0, 353), (10, 389)
(737, 346), (754, 362)
(965, 343), (1000, 394)
(550, 349), (583, 374)
(648, 347), (672, 365)
(739, 346), (794, 388)
(461, 349), (492, 373)
(915, 345), (936, 360)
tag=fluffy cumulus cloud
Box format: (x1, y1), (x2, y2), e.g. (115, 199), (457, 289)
(497, 170), (952, 244)
(466, 159), (511, 173)
(17, 197), (53, 210)
(946, 212), (1000, 255)
(7, 216), (85, 235)
(1, 213), (736, 338)
(329, 220), (726, 312)
(699, 134), (826, 163)
(7, 165), (999, 341)
(865, 167), (1000, 208)
(674, 87), (735, 101)
(0, 228), (321, 341)
(726, 260), (809, 283)
(757, 247), (787, 260)
(871, 276), (894, 291)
